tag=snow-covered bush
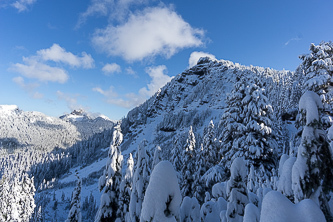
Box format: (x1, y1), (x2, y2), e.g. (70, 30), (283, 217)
(140, 161), (181, 222)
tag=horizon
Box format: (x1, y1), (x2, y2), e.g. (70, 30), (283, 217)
(1, 0), (332, 120)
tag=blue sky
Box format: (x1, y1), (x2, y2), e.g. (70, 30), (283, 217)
(1, 0), (332, 120)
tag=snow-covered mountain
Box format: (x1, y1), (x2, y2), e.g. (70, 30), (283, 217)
(1, 42), (333, 222)
(0, 106), (115, 153)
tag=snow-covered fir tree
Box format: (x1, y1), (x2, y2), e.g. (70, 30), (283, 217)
(118, 153), (134, 222)
(170, 132), (183, 173)
(129, 140), (151, 222)
(292, 91), (333, 220)
(140, 161), (181, 222)
(152, 145), (163, 170)
(96, 123), (124, 222)
(192, 143), (206, 204)
(298, 42), (333, 117)
(66, 175), (82, 222)
(219, 77), (247, 168)
(181, 126), (196, 198)
(226, 157), (248, 222)
(202, 120), (217, 168)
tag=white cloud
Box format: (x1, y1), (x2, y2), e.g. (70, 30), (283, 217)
(12, 76), (43, 99)
(93, 65), (172, 108)
(139, 65), (172, 97)
(188, 51), (217, 68)
(11, 57), (69, 83)
(56, 90), (84, 111)
(284, 37), (302, 46)
(10, 44), (94, 83)
(37, 44), (94, 68)
(92, 6), (204, 62)
(11, 0), (36, 12)
(76, 0), (151, 28)
(102, 63), (121, 75)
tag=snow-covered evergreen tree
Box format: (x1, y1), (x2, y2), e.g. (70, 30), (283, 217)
(66, 175), (82, 222)
(202, 120), (217, 168)
(226, 157), (248, 222)
(19, 173), (36, 221)
(181, 126), (196, 198)
(180, 196), (200, 222)
(292, 91), (333, 220)
(193, 144), (206, 204)
(96, 123), (124, 222)
(152, 145), (163, 170)
(140, 161), (181, 222)
(170, 132), (183, 173)
(0, 176), (10, 221)
(129, 140), (151, 222)
(220, 77), (277, 173)
(298, 42), (333, 117)
(118, 153), (134, 222)
(219, 78), (247, 168)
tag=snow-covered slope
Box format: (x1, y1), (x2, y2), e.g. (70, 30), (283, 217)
(0, 106), (115, 152)
(119, 57), (290, 155)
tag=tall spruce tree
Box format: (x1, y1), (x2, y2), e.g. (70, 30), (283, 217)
(226, 158), (248, 222)
(129, 140), (151, 222)
(118, 154), (134, 222)
(96, 123), (124, 222)
(202, 120), (217, 168)
(298, 42), (333, 114)
(66, 175), (82, 222)
(292, 91), (333, 220)
(181, 126), (196, 198)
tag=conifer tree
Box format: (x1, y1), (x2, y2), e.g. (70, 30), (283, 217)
(226, 158), (248, 222)
(66, 175), (82, 222)
(298, 42), (333, 114)
(152, 145), (162, 170)
(129, 140), (151, 222)
(181, 126), (196, 198)
(96, 124), (123, 222)
(292, 91), (333, 220)
(118, 154), (134, 222)
(219, 78), (247, 168)
(170, 132), (183, 172)
(193, 143), (206, 204)
(202, 120), (217, 168)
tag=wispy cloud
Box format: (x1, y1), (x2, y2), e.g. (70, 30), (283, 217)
(188, 51), (217, 68)
(284, 36), (302, 46)
(75, 0), (151, 29)
(56, 90), (85, 111)
(93, 65), (172, 108)
(11, 0), (36, 12)
(12, 76), (43, 99)
(102, 63), (121, 75)
(92, 6), (204, 62)
(9, 44), (94, 83)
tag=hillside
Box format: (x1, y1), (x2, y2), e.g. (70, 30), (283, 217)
(1, 42), (333, 221)
(0, 106), (115, 153)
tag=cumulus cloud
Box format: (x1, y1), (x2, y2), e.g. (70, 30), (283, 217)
(9, 44), (94, 83)
(93, 65), (172, 108)
(139, 65), (172, 97)
(102, 63), (121, 75)
(37, 44), (94, 68)
(76, 0), (151, 28)
(11, 0), (36, 12)
(188, 51), (217, 68)
(12, 76), (43, 99)
(92, 6), (204, 62)
(11, 57), (69, 83)
(56, 90), (84, 111)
